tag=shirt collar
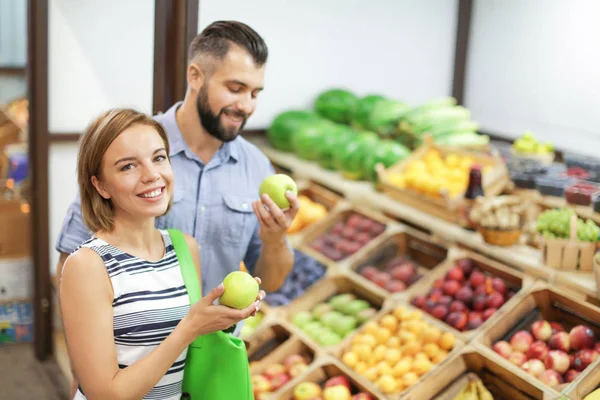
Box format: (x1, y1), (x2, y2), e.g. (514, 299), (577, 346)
(160, 101), (239, 163)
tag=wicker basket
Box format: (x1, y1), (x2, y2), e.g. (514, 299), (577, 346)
(477, 226), (522, 246)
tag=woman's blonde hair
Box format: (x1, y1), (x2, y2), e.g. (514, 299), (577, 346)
(77, 108), (170, 232)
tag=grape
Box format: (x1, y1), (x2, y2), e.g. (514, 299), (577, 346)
(536, 208), (599, 242)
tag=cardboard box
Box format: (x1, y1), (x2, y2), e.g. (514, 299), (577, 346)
(0, 200), (30, 258)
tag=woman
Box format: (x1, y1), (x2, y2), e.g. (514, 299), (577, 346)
(59, 108), (264, 400)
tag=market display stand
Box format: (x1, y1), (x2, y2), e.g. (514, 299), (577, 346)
(247, 135), (598, 305)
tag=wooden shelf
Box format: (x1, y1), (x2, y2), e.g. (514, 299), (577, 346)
(249, 136), (598, 301)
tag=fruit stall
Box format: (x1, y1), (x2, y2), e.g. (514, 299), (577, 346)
(239, 90), (600, 400)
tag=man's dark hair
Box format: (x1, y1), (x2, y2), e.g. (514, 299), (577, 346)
(188, 21), (268, 68)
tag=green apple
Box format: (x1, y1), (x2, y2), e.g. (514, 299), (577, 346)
(340, 299), (370, 315)
(302, 321), (323, 338)
(355, 307), (378, 324)
(320, 311), (344, 328)
(292, 311), (314, 328)
(258, 174), (298, 210)
(245, 311), (264, 328)
(219, 271), (259, 309)
(319, 331), (343, 346)
(312, 303), (335, 319)
(331, 315), (357, 337)
(308, 326), (329, 340)
(329, 293), (357, 311)
(293, 381), (322, 400)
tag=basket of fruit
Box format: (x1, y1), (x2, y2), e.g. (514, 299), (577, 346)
(376, 135), (510, 223)
(536, 208), (599, 271)
(337, 303), (462, 397)
(511, 131), (556, 165)
(480, 282), (600, 394)
(469, 195), (529, 246)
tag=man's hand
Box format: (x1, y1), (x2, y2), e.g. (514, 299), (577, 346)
(252, 191), (300, 244)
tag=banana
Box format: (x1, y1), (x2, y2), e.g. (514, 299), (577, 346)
(475, 379), (494, 400)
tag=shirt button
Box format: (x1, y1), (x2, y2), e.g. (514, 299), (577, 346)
(242, 203), (248, 209)
(200, 206), (206, 212)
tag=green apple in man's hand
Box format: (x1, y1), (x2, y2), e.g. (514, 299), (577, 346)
(259, 174), (298, 210)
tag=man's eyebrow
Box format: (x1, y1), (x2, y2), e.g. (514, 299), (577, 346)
(228, 80), (263, 91)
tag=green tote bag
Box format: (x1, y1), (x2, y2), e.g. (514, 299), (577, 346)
(167, 229), (254, 400)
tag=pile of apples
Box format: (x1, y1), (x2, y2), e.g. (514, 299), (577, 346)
(410, 258), (517, 332)
(492, 321), (600, 388)
(292, 375), (374, 400)
(309, 212), (386, 261)
(291, 293), (378, 346)
(251, 353), (312, 399)
(357, 255), (422, 293)
(287, 195), (328, 234)
(340, 305), (456, 395)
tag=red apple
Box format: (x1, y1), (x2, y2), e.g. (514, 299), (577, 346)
(565, 369), (581, 383)
(544, 350), (570, 374)
(424, 299), (437, 313)
(506, 290), (516, 301)
(510, 331), (534, 353)
(595, 342), (600, 353)
(456, 258), (474, 276)
(569, 325), (596, 351)
(443, 280), (461, 296)
(446, 266), (465, 282)
(522, 359), (546, 378)
(355, 232), (371, 245)
(548, 332), (571, 352)
(449, 300), (467, 313)
(391, 264), (416, 284)
(509, 351), (527, 366)
(482, 308), (497, 321)
(360, 266), (379, 280)
(428, 290), (443, 303)
(331, 222), (345, 235)
(527, 341), (549, 361)
(410, 295), (427, 309)
(455, 286), (474, 305)
(268, 372), (291, 391)
(469, 270), (486, 288)
(324, 375), (352, 391)
(549, 322), (565, 334)
(263, 363), (286, 379)
(252, 374), (272, 396)
(289, 362), (309, 378)
(369, 222), (386, 236)
(472, 295), (487, 312)
(446, 311), (468, 331)
(372, 272), (391, 288)
(283, 354), (307, 370)
(492, 341), (513, 359)
(385, 280), (406, 293)
(475, 285), (488, 296)
(539, 369), (564, 388)
(572, 349), (599, 372)
(385, 256), (407, 269)
(491, 277), (507, 295)
(466, 314), (483, 330)
(531, 320), (553, 342)
(439, 295), (453, 306)
(431, 304), (449, 320)
(485, 292), (504, 309)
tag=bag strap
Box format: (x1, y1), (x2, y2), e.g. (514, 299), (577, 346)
(167, 229), (202, 301)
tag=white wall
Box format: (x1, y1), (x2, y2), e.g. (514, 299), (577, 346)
(0, 0), (27, 66)
(48, 0), (155, 274)
(198, 0), (459, 129)
(465, 0), (600, 157)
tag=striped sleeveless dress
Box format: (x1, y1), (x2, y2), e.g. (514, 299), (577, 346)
(73, 229), (190, 400)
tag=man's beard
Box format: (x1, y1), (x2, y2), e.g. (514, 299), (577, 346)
(196, 87), (248, 142)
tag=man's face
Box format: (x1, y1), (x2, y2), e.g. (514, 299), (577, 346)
(195, 46), (265, 142)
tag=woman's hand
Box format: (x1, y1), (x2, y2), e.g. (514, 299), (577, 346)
(182, 277), (266, 340)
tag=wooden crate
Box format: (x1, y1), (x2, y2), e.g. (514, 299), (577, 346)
(403, 345), (559, 400)
(595, 254), (600, 298)
(248, 325), (322, 399)
(298, 200), (396, 267)
(275, 356), (382, 400)
(404, 248), (534, 342)
(286, 180), (343, 246)
(281, 273), (388, 355)
(473, 282), (600, 395)
(347, 227), (450, 300)
(336, 302), (466, 400)
(247, 323), (295, 364)
(563, 357), (600, 400)
(377, 136), (510, 223)
(539, 215), (596, 272)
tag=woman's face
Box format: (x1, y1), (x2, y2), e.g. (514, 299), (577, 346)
(92, 124), (174, 221)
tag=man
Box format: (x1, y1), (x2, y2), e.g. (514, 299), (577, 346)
(56, 21), (296, 313)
